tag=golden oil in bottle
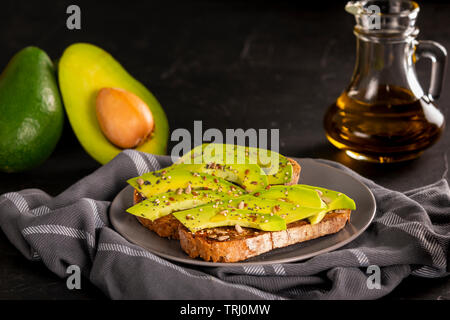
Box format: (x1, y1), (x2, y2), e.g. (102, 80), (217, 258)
(324, 85), (444, 163)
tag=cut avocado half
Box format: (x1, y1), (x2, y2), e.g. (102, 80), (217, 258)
(128, 167), (246, 198)
(58, 43), (169, 164)
(178, 143), (293, 185)
(126, 190), (231, 221)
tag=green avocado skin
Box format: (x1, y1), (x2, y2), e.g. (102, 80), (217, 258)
(0, 47), (64, 172)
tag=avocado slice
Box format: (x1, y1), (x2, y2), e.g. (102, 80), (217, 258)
(0, 47), (64, 172)
(58, 43), (169, 165)
(172, 163), (268, 191)
(128, 168), (246, 198)
(255, 185), (326, 209)
(198, 195), (328, 225)
(173, 207), (286, 232)
(126, 190), (231, 221)
(178, 143), (293, 185)
(297, 185), (356, 224)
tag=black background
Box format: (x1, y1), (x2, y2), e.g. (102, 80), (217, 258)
(0, 0), (449, 299)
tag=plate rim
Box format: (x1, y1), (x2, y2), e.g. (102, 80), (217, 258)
(110, 159), (376, 267)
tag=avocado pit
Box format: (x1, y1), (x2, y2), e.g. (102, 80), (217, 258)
(96, 87), (154, 149)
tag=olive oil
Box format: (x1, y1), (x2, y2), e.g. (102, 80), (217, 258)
(324, 85), (444, 163)
(326, 1), (447, 163)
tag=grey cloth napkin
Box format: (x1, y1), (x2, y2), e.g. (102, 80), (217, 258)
(0, 150), (449, 300)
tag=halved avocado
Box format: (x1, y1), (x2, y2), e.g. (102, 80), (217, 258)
(58, 43), (169, 164)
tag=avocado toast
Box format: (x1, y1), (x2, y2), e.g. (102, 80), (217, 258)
(126, 144), (355, 263)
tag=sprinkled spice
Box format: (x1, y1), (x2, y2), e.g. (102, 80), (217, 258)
(272, 205), (280, 214)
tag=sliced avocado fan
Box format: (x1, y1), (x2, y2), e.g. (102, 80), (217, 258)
(297, 185), (356, 224)
(177, 143), (293, 185)
(127, 167), (246, 198)
(173, 208), (287, 232)
(172, 163), (268, 192)
(126, 190), (231, 221)
(253, 185), (326, 209)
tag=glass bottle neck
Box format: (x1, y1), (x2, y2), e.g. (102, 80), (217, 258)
(347, 34), (424, 103)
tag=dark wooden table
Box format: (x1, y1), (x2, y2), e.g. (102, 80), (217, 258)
(0, 0), (449, 299)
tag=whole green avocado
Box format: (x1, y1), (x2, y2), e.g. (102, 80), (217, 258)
(0, 47), (64, 172)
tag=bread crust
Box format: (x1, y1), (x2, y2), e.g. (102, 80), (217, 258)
(178, 210), (351, 263)
(133, 189), (181, 239)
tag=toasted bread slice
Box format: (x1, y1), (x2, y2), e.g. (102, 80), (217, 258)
(133, 158), (302, 239)
(178, 210), (351, 263)
(133, 189), (181, 239)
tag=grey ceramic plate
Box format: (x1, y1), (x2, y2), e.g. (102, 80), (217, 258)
(110, 159), (376, 266)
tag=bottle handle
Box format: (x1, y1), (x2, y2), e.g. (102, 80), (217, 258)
(415, 40), (447, 101)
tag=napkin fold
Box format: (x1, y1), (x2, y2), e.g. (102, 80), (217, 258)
(0, 150), (449, 299)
